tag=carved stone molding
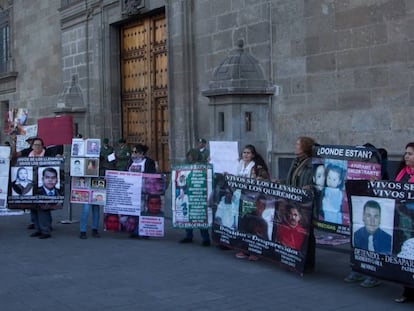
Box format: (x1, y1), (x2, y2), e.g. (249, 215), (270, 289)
(123, 0), (145, 16)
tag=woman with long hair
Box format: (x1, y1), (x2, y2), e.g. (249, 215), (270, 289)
(394, 142), (414, 303)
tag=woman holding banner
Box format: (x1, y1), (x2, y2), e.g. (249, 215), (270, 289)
(235, 144), (270, 261)
(285, 136), (317, 272)
(394, 142), (414, 303)
(128, 143), (156, 239)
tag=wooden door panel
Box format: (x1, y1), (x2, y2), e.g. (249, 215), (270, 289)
(121, 13), (169, 172)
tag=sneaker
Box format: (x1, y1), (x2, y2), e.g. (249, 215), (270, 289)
(360, 277), (381, 288)
(80, 232), (87, 239)
(179, 238), (193, 244)
(235, 252), (248, 259)
(27, 224), (35, 230)
(202, 241), (211, 247)
(92, 230), (100, 238)
(30, 231), (41, 237)
(344, 271), (365, 283)
(38, 234), (51, 239)
(248, 255), (259, 261)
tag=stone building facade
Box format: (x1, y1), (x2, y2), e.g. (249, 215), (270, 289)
(0, 0), (413, 177)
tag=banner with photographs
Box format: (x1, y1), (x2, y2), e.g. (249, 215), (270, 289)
(212, 174), (314, 274)
(104, 171), (166, 236)
(4, 108), (28, 135)
(171, 164), (213, 229)
(7, 157), (65, 208)
(312, 145), (381, 235)
(0, 146), (22, 215)
(70, 177), (106, 206)
(70, 138), (100, 177)
(15, 124), (37, 152)
(346, 180), (414, 286)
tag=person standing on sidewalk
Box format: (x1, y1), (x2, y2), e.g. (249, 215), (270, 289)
(179, 138), (211, 246)
(80, 137), (108, 239)
(99, 137), (115, 176)
(234, 144), (270, 261)
(393, 142), (414, 303)
(284, 136), (317, 272)
(115, 138), (131, 171)
(128, 143), (156, 239)
(29, 138), (58, 239)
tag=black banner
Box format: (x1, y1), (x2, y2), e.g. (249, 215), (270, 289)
(212, 174), (314, 274)
(8, 157), (65, 208)
(346, 180), (414, 286)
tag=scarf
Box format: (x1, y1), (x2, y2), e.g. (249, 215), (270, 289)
(28, 149), (45, 157)
(237, 160), (255, 177)
(395, 166), (414, 183)
(288, 155), (309, 186)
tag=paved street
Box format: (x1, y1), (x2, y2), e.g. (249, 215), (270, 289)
(0, 202), (411, 311)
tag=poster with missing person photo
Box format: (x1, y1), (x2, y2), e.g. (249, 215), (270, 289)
(171, 164), (213, 229)
(7, 157), (65, 208)
(104, 171), (166, 236)
(312, 144), (381, 235)
(212, 174), (314, 275)
(0, 146), (22, 215)
(70, 177), (106, 206)
(346, 180), (414, 286)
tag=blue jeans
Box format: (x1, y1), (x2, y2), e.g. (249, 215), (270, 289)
(185, 228), (210, 242)
(80, 204), (100, 232)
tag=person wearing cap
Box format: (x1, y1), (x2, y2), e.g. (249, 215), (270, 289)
(180, 138), (211, 246)
(186, 138), (209, 163)
(99, 137), (115, 176)
(11, 135), (36, 158)
(115, 138), (131, 171)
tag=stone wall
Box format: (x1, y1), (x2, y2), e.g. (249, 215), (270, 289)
(167, 0), (414, 176)
(0, 0), (62, 127)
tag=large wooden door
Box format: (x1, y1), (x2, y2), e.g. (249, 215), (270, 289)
(120, 13), (169, 172)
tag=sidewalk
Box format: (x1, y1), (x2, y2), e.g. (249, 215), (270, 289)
(0, 204), (409, 311)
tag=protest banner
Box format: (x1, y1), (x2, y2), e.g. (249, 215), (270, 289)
(209, 141), (239, 175)
(15, 124), (37, 152)
(37, 115), (73, 146)
(4, 108), (28, 135)
(70, 177), (106, 206)
(7, 157), (65, 208)
(346, 180), (414, 286)
(312, 144), (381, 235)
(0, 146), (22, 215)
(212, 174), (314, 274)
(105, 171), (166, 236)
(171, 164), (213, 229)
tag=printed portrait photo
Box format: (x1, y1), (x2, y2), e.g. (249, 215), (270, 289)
(91, 177), (106, 189)
(70, 190), (89, 203)
(70, 158), (85, 177)
(84, 158), (99, 176)
(351, 196), (395, 255)
(85, 139), (101, 157)
(71, 138), (85, 157)
(71, 177), (90, 189)
(92, 191), (106, 205)
(10, 166), (34, 196)
(37, 167), (63, 196)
